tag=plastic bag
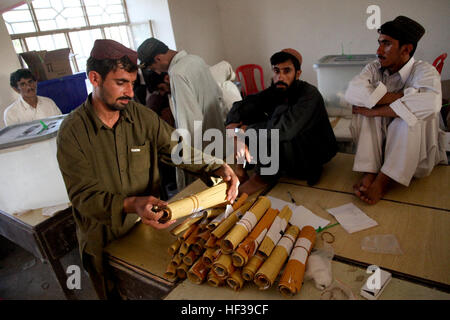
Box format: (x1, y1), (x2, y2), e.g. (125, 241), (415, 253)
(305, 243), (334, 290)
(361, 234), (403, 255)
(320, 279), (357, 300)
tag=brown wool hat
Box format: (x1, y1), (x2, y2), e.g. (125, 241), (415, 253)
(281, 48), (303, 66)
(90, 39), (138, 64)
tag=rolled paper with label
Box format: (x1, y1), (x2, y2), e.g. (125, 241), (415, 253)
(176, 262), (189, 280)
(278, 225), (316, 297)
(242, 253), (265, 281)
(168, 238), (182, 257)
(207, 270), (225, 287)
(159, 182), (229, 223)
(187, 258), (210, 285)
(254, 224), (300, 290)
(164, 262), (177, 281)
(232, 208), (279, 267)
(211, 201), (253, 239)
(258, 205), (292, 258)
(183, 250), (199, 266)
(221, 196), (272, 253)
(207, 193), (249, 230)
(226, 270), (245, 291)
(170, 253), (183, 267)
(212, 253), (235, 278)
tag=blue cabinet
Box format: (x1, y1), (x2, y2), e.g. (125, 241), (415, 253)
(37, 72), (88, 114)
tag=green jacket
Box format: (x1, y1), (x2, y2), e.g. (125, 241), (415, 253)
(56, 95), (222, 276)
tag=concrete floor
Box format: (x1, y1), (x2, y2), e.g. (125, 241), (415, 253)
(0, 235), (98, 300)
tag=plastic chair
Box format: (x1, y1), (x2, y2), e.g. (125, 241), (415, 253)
(235, 64), (265, 97)
(432, 53), (447, 75)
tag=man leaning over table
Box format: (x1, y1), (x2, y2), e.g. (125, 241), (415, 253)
(56, 39), (239, 300)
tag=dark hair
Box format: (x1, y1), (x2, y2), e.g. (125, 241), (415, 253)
(10, 69), (35, 88)
(270, 52), (301, 71)
(144, 71), (168, 92)
(377, 29), (418, 57)
(86, 55), (138, 79)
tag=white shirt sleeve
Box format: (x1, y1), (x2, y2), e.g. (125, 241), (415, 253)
(345, 62), (387, 108)
(389, 63), (442, 127)
(170, 74), (204, 143)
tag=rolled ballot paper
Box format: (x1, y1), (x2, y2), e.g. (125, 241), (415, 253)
(258, 205), (292, 257)
(202, 247), (221, 267)
(207, 270), (225, 287)
(232, 208), (279, 267)
(183, 250), (199, 266)
(187, 258), (210, 284)
(180, 224), (201, 256)
(221, 196), (272, 253)
(170, 253), (183, 267)
(164, 262), (177, 281)
(170, 208), (221, 237)
(158, 182), (229, 223)
(211, 201), (253, 239)
(212, 253), (235, 278)
(226, 270), (245, 291)
(168, 238), (182, 257)
(254, 224), (300, 290)
(242, 253), (265, 281)
(278, 225), (316, 297)
(207, 193), (249, 231)
(176, 262), (189, 280)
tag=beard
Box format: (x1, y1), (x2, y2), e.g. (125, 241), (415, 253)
(271, 80), (291, 100)
(98, 84), (132, 111)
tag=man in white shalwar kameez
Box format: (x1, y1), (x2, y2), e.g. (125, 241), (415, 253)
(345, 16), (447, 205)
(137, 38), (227, 190)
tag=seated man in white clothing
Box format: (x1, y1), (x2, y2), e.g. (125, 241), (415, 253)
(4, 69), (62, 126)
(345, 16), (447, 205)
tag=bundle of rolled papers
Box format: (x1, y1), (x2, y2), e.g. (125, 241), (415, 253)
(164, 192), (318, 297)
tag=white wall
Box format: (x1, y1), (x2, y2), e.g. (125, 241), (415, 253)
(168, 0), (225, 65)
(126, 0), (176, 51)
(216, 0), (450, 86)
(0, 15), (21, 129)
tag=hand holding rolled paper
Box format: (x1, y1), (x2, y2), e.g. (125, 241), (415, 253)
(124, 195), (176, 229)
(158, 183), (229, 223)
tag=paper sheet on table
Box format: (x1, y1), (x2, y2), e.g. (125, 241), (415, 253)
(326, 203), (378, 233)
(266, 196), (296, 212)
(266, 196), (329, 230)
(290, 205), (330, 230)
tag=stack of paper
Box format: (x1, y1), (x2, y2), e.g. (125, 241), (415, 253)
(326, 203), (378, 233)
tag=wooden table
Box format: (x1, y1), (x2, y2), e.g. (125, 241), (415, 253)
(165, 260), (450, 300)
(103, 153), (450, 299)
(0, 206), (78, 299)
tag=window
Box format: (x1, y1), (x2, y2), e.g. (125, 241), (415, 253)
(3, 0), (132, 72)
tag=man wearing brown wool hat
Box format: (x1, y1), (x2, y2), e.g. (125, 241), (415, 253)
(56, 39), (239, 299)
(226, 48), (337, 195)
(345, 16), (447, 205)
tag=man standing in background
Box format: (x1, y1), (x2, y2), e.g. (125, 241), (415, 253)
(137, 38), (227, 190)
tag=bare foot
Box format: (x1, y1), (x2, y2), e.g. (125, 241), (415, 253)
(238, 174), (268, 196)
(353, 173), (376, 198)
(360, 172), (391, 205)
